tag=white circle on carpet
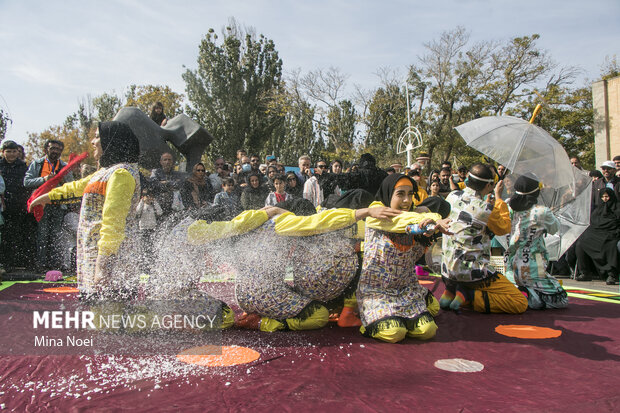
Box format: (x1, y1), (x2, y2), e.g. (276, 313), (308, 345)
(434, 358), (484, 373)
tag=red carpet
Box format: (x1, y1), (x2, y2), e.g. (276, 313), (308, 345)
(0, 280), (619, 412)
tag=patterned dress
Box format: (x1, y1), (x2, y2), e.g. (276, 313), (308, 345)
(357, 227), (428, 326)
(234, 219), (314, 319)
(441, 188), (498, 284)
(504, 205), (567, 309)
(290, 227), (358, 302)
(75, 164), (141, 295)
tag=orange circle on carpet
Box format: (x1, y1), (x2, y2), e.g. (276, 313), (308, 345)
(176, 345), (260, 367)
(495, 324), (562, 339)
(419, 280), (434, 285)
(43, 287), (80, 294)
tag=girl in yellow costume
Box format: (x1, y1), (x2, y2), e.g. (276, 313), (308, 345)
(187, 200), (402, 332)
(357, 174), (451, 343)
(30, 121), (142, 298)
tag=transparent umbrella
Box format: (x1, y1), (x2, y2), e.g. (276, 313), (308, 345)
(455, 115), (591, 258)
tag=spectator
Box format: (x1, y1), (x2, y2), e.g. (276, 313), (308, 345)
(24, 139), (73, 271)
(213, 177), (241, 214)
(331, 159), (343, 175)
(589, 170), (603, 181)
(456, 166), (468, 188)
(438, 167), (452, 198)
(266, 155), (278, 166)
(249, 154), (262, 173)
(441, 161), (452, 171)
(385, 167), (396, 175)
(17, 144), (25, 161)
(614, 155), (620, 177)
(180, 163), (214, 210)
(296, 155), (312, 184)
(236, 149), (247, 163)
(303, 161), (326, 208)
(236, 155), (253, 187)
(265, 174), (292, 206)
(570, 156), (582, 170)
(0, 140), (35, 271)
(276, 164), (286, 174)
(285, 171), (303, 198)
(150, 151), (185, 219)
(208, 157), (227, 193)
(321, 153), (387, 196)
(407, 170), (429, 206)
(390, 162), (403, 174)
(135, 188), (163, 273)
(265, 165), (278, 190)
(592, 161), (620, 209)
(240, 171), (268, 210)
(575, 188), (620, 284)
(497, 164), (507, 180)
(150, 102), (168, 126)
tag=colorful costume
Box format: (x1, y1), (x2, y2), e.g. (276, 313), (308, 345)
(357, 175), (442, 343)
(504, 205), (567, 309)
(188, 207), (362, 332)
(48, 163), (140, 295)
(441, 186), (528, 314)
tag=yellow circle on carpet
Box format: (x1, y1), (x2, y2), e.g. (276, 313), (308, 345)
(495, 324), (562, 339)
(177, 345), (260, 367)
(43, 286), (80, 294)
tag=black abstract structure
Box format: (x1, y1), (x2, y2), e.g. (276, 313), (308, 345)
(113, 107), (212, 172)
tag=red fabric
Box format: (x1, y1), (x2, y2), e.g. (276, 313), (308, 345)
(0, 281), (619, 411)
(275, 192), (286, 203)
(27, 152), (89, 222)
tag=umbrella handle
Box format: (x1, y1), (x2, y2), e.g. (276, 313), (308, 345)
(529, 104), (542, 123)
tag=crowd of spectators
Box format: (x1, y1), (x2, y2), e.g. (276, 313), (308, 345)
(0, 139), (618, 283)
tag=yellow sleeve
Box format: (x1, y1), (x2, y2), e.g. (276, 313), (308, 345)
(458, 181), (466, 190)
(365, 201), (441, 233)
(47, 174), (94, 201)
(274, 208), (357, 236)
(487, 198), (511, 236)
(187, 210), (269, 245)
(414, 188), (429, 206)
(97, 169), (137, 256)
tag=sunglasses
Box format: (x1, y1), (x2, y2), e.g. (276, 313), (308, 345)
(196, 169), (206, 172)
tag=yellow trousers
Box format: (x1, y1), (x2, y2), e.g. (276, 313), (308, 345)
(259, 304), (330, 332)
(472, 274), (528, 314)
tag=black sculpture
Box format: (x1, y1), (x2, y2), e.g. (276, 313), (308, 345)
(113, 107), (212, 172)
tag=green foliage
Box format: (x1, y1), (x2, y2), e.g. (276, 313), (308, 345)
(182, 20), (284, 161)
(125, 85), (183, 118)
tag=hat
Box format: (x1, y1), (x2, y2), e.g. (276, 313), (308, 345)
(601, 161), (616, 169)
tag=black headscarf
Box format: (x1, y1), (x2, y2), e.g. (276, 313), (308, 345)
(275, 198), (316, 216)
(419, 196), (451, 219)
(591, 188), (620, 232)
(509, 175), (540, 212)
(244, 171), (266, 194)
(322, 188), (375, 210)
(375, 174), (417, 210)
(98, 121), (140, 167)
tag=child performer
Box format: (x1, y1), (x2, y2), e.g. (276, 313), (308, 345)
(29, 121), (141, 298)
(265, 174), (292, 206)
(357, 174), (452, 343)
(187, 202), (404, 332)
(505, 175), (567, 309)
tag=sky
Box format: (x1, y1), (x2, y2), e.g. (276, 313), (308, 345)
(1, 0), (619, 145)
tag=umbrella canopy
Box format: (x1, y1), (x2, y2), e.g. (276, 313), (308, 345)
(455, 116), (591, 258)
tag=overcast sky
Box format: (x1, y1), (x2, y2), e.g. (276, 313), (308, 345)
(1, 0), (619, 144)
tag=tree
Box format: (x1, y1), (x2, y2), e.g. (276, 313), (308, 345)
(183, 19), (284, 160)
(124, 85), (183, 118)
(93, 92), (123, 122)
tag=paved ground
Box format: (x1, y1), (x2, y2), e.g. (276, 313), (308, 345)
(557, 275), (619, 293)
